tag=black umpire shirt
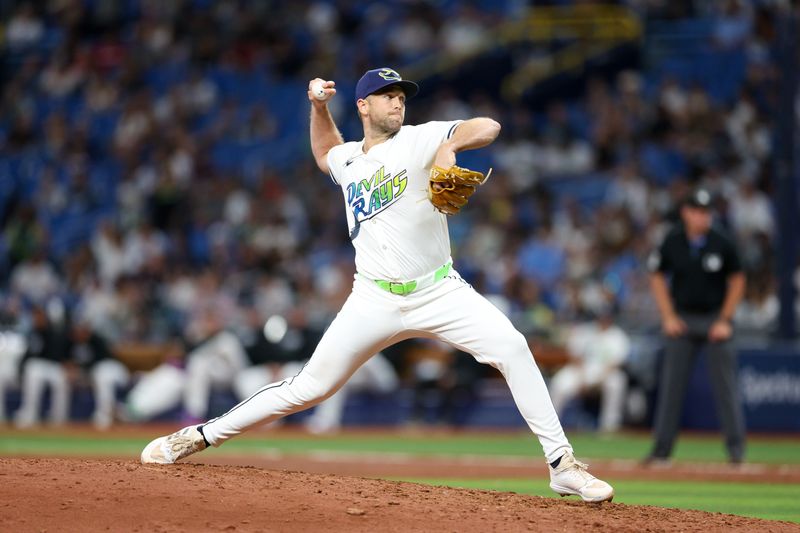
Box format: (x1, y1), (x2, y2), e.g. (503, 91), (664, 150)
(648, 224), (742, 314)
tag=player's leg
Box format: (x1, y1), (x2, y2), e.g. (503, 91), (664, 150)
(142, 281), (406, 463)
(305, 352), (399, 433)
(15, 359), (50, 427)
(706, 339), (746, 462)
(90, 359), (130, 429)
(0, 333), (24, 423)
(45, 362), (70, 426)
(125, 363), (187, 421)
(408, 280), (570, 463)
(648, 334), (696, 460)
(598, 369), (627, 432)
(407, 278), (613, 502)
(202, 297), (403, 445)
(353, 352), (399, 394)
(548, 366), (583, 420)
(304, 383), (349, 434)
(0, 373), (6, 423)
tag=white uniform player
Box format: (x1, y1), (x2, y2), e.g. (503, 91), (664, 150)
(141, 68), (614, 503)
(549, 316), (630, 432)
(0, 330), (26, 423)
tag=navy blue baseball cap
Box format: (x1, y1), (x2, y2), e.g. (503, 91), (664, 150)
(355, 68), (419, 102)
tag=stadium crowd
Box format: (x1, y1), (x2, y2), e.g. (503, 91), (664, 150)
(0, 0), (794, 428)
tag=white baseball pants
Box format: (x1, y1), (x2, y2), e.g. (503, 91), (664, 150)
(15, 358), (70, 427)
(305, 353), (398, 434)
(90, 359), (130, 429)
(203, 272), (572, 463)
(233, 354), (398, 433)
(0, 331), (26, 422)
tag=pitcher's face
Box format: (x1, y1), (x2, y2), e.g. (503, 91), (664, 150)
(359, 86), (406, 135)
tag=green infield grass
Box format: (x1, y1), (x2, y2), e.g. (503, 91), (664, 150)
(395, 478), (800, 524)
(1, 430), (798, 464)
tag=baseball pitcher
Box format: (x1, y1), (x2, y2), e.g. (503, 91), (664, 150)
(141, 67), (614, 503)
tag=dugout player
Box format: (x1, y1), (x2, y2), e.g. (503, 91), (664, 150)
(141, 68), (614, 503)
(645, 187), (746, 464)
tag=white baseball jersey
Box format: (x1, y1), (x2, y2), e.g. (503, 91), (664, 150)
(326, 121), (461, 281)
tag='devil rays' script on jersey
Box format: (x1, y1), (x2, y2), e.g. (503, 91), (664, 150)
(347, 165), (408, 223)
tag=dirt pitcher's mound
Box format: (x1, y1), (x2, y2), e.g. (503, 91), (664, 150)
(1, 458), (797, 533)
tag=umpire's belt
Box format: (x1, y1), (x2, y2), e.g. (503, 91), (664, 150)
(371, 262), (452, 296)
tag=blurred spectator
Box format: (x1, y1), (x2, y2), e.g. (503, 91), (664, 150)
(505, 274), (557, 339)
(67, 319), (130, 429)
(14, 301), (71, 427)
(3, 205), (49, 269)
(91, 30), (127, 74)
(91, 222), (128, 287)
(605, 161), (651, 227)
(84, 72), (120, 113)
(113, 92), (155, 158)
(552, 199), (595, 281)
(440, 6), (490, 58)
(517, 222), (566, 287)
(386, 9), (437, 62)
(727, 179), (775, 242)
(10, 249), (61, 305)
(5, 3), (44, 50)
(39, 48), (86, 98)
(711, 0), (753, 50)
(122, 220), (168, 275)
(734, 271), (778, 334)
(549, 308), (631, 432)
(537, 102), (595, 175)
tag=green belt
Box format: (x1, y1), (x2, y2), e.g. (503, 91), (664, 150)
(374, 262), (452, 296)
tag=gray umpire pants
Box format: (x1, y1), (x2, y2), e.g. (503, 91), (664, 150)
(651, 312), (746, 461)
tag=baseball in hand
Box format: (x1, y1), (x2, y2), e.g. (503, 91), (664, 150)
(311, 81), (327, 100)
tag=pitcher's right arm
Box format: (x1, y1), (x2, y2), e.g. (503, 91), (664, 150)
(308, 78), (343, 175)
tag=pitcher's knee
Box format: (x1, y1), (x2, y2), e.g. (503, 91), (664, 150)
(495, 331), (532, 359)
(289, 372), (340, 406)
(484, 331), (534, 369)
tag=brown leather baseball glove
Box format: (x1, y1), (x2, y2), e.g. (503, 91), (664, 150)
(427, 165), (489, 215)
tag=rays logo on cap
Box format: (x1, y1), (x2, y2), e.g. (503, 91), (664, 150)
(378, 68), (402, 81)
(355, 67), (419, 101)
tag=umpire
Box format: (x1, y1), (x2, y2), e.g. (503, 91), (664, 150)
(645, 187), (746, 464)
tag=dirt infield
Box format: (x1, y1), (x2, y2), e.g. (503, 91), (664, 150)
(3, 458), (799, 532)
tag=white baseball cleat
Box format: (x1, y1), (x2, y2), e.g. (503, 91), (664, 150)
(140, 425), (208, 464)
(549, 450), (614, 503)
